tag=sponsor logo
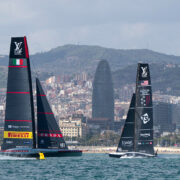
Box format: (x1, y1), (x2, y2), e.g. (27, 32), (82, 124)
(138, 141), (152, 145)
(8, 125), (29, 129)
(122, 140), (133, 147)
(140, 88), (150, 96)
(140, 95), (150, 106)
(138, 141), (150, 145)
(14, 42), (22, 55)
(140, 133), (150, 138)
(141, 66), (148, 78)
(141, 113), (150, 124)
(4, 131), (33, 139)
(50, 141), (57, 145)
(6, 140), (13, 144)
(23, 141), (31, 144)
(38, 133), (63, 138)
(145, 95), (150, 105)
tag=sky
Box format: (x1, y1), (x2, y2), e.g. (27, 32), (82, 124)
(0, 0), (180, 55)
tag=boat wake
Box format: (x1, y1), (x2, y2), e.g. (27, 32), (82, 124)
(121, 156), (144, 159)
(0, 155), (36, 160)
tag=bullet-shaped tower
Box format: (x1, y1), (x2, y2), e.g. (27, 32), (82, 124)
(92, 60), (114, 129)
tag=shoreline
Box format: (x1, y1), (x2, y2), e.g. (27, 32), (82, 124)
(69, 146), (180, 154)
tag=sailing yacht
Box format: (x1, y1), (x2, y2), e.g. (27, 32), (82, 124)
(0, 37), (82, 158)
(109, 63), (156, 158)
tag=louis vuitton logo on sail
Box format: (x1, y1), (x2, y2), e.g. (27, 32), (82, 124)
(141, 66), (148, 78)
(14, 42), (22, 55)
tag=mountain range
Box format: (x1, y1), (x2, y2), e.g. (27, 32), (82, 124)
(0, 44), (180, 74)
(0, 44), (180, 95)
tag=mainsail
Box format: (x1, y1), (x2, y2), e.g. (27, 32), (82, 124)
(134, 63), (154, 155)
(36, 78), (67, 149)
(117, 94), (135, 152)
(2, 37), (36, 150)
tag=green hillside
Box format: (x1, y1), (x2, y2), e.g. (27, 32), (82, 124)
(0, 45), (180, 95)
(113, 63), (180, 95)
(1, 44), (180, 74)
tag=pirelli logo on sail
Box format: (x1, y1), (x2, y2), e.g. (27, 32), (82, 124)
(4, 131), (33, 139)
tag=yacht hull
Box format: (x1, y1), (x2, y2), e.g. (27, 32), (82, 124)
(109, 152), (156, 158)
(0, 148), (82, 158)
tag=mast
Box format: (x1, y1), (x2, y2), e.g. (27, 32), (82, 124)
(36, 78), (67, 149)
(2, 37), (36, 150)
(134, 63), (154, 155)
(117, 94), (135, 152)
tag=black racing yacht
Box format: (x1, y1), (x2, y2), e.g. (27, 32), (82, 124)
(36, 78), (82, 157)
(109, 63), (156, 158)
(0, 37), (82, 158)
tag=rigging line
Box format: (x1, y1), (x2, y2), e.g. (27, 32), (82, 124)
(31, 58), (39, 78)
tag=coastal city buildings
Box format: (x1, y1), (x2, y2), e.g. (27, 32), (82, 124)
(0, 71), (180, 140)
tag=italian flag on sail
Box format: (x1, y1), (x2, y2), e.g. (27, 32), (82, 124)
(12, 59), (23, 66)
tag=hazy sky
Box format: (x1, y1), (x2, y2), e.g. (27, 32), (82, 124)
(1, 0), (180, 55)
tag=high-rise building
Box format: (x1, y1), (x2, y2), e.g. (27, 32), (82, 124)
(154, 102), (175, 133)
(92, 60), (114, 130)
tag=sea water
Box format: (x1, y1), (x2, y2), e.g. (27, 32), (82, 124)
(0, 154), (180, 180)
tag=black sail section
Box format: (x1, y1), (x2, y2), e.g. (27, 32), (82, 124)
(117, 94), (135, 152)
(134, 63), (154, 155)
(2, 37), (36, 150)
(36, 78), (68, 149)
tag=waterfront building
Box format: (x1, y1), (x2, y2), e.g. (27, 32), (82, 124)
(59, 114), (87, 138)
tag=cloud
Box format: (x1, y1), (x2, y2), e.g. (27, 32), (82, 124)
(0, 0), (180, 55)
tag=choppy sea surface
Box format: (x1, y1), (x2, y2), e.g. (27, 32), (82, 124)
(0, 154), (180, 180)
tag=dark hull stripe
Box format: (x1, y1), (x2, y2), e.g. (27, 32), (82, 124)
(37, 94), (46, 96)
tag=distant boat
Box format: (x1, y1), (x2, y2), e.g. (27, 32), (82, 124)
(109, 63), (156, 158)
(0, 37), (82, 158)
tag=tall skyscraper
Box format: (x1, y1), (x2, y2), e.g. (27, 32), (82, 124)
(154, 102), (175, 133)
(92, 60), (114, 129)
